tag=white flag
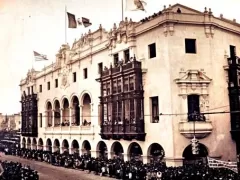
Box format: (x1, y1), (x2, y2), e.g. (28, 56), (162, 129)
(126, 0), (146, 11)
(207, 157), (238, 173)
(33, 51), (48, 61)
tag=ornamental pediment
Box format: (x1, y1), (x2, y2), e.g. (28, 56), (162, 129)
(175, 69), (212, 84)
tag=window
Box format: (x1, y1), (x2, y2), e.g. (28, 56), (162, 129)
(47, 82), (50, 90)
(150, 96), (159, 123)
(124, 49), (130, 63)
(238, 70), (240, 86)
(39, 85), (42, 92)
(187, 95), (204, 121)
(31, 86), (33, 94)
(113, 53), (119, 66)
(148, 43), (156, 58)
(98, 62), (103, 74)
(55, 79), (58, 88)
(230, 45), (236, 58)
(39, 113), (42, 127)
(83, 68), (88, 79)
(185, 39), (196, 53)
(27, 87), (30, 95)
(73, 72), (77, 82)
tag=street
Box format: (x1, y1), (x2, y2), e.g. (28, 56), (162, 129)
(0, 154), (112, 180)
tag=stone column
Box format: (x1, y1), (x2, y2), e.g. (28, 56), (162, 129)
(60, 108), (63, 125)
(52, 110), (55, 127)
(80, 105), (83, 125)
(69, 107), (72, 126)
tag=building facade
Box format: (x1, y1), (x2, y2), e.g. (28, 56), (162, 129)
(19, 4), (240, 166)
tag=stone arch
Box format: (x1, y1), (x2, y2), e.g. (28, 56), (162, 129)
(110, 141), (124, 159)
(182, 143), (209, 165)
(53, 99), (61, 126)
(46, 101), (53, 127)
(71, 96), (80, 126)
(46, 138), (52, 152)
(21, 137), (26, 148)
(32, 138), (37, 150)
(82, 140), (91, 155)
(147, 143), (165, 163)
(62, 139), (69, 153)
(62, 97), (70, 126)
(81, 92), (92, 126)
(53, 139), (60, 152)
(27, 138), (31, 149)
(71, 140), (79, 154)
(96, 141), (108, 158)
(128, 142), (143, 161)
(38, 138), (43, 150)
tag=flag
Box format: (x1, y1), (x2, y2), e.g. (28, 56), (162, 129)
(207, 157), (238, 173)
(126, 0), (146, 11)
(67, 12), (77, 28)
(77, 17), (92, 28)
(33, 51), (48, 61)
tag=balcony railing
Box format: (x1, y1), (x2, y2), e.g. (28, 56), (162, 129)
(44, 125), (95, 135)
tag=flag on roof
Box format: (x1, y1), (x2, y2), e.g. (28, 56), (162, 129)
(67, 12), (77, 28)
(33, 51), (48, 61)
(77, 17), (92, 28)
(126, 0), (147, 11)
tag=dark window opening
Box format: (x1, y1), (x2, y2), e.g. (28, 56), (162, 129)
(55, 79), (58, 88)
(39, 85), (42, 92)
(47, 82), (50, 90)
(124, 49), (130, 63)
(150, 96), (159, 123)
(185, 39), (196, 54)
(73, 72), (77, 82)
(83, 68), (88, 79)
(113, 53), (119, 66)
(40, 113), (42, 127)
(187, 95), (205, 121)
(148, 43), (156, 58)
(31, 86), (33, 94)
(98, 62), (103, 74)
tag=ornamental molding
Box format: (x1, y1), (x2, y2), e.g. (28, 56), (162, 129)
(175, 69), (212, 96)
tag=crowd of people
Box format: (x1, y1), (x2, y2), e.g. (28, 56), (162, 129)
(5, 147), (239, 179)
(0, 160), (38, 180)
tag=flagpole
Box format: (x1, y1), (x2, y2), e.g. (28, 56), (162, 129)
(65, 5), (67, 44)
(121, 0), (124, 21)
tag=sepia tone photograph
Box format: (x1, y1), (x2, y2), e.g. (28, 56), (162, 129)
(0, 0), (240, 179)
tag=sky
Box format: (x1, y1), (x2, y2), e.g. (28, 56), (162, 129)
(0, 0), (240, 114)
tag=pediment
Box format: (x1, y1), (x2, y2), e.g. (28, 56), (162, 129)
(171, 4), (204, 15)
(175, 70), (212, 84)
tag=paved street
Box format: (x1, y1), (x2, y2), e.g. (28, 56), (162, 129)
(0, 154), (112, 180)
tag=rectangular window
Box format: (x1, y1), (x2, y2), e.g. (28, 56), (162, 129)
(150, 96), (159, 123)
(39, 85), (42, 92)
(98, 62), (103, 74)
(148, 43), (156, 58)
(113, 53), (119, 66)
(187, 95), (203, 121)
(31, 86), (33, 94)
(185, 39), (196, 54)
(47, 82), (50, 90)
(55, 79), (58, 88)
(230, 45), (236, 58)
(83, 68), (88, 79)
(124, 49), (130, 63)
(73, 72), (77, 82)
(27, 87), (30, 95)
(39, 113), (42, 127)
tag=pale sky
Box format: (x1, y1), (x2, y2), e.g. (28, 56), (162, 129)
(0, 0), (239, 114)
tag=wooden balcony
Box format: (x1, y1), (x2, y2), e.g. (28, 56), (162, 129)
(44, 125), (95, 136)
(100, 121), (146, 141)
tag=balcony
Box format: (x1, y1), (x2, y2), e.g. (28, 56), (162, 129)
(100, 121), (146, 141)
(44, 125), (95, 136)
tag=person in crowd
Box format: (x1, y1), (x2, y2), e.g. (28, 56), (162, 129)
(8, 147), (240, 180)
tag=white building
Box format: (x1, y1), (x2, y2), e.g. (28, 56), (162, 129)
(19, 4), (240, 166)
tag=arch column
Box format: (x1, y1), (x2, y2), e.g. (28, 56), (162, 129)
(60, 108), (63, 125)
(80, 105), (83, 125)
(69, 107), (72, 126)
(52, 110), (55, 127)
